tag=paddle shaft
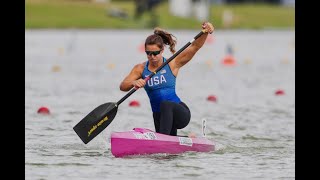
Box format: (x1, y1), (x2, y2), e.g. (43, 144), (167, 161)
(117, 30), (205, 106)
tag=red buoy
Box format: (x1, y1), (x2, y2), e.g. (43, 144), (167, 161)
(275, 89), (285, 96)
(37, 106), (50, 115)
(207, 95), (217, 102)
(129, 100), (140, 107)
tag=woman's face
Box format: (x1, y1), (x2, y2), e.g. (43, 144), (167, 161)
(145, 44), (163, 64)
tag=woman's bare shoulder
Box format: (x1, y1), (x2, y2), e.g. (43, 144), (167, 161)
(131, 61), (146, 73)
(134, 62), (146, 69)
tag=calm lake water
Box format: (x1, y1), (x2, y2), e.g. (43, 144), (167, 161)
(25, 29), (295, 180)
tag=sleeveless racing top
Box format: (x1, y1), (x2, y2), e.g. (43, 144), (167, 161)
(142, 57), (181, 112)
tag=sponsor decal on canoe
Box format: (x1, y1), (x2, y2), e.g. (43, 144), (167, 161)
(179, 137), (193, 146)
(144, 132), (156, 140)
(133, 133), (144, 139)
(133, 132), (157, 140)
(88, 115), (108, 137)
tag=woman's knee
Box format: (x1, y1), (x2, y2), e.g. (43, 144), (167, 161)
(176, 117), (190, 129)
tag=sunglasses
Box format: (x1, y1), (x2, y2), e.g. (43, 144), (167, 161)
(145, 50), (161, 56)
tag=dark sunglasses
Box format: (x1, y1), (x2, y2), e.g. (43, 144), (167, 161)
(145, 50), (161, 56)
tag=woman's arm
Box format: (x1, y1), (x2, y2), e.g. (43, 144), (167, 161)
(171, 22), (214, 70)
(119, 63), (145, 91)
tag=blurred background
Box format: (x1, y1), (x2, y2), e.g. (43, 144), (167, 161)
(26, 0), (295, 29)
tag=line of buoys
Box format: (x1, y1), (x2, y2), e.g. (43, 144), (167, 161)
(126, 89), (284, 106)
(36, 89), (286, 114)
(37, 106), (50, 115)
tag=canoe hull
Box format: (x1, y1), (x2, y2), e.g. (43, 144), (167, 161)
(111, 128), (215, 157)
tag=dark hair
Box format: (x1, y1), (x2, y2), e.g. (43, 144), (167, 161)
(145, 27), (177, 54)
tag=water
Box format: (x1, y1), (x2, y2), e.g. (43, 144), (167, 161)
(25, 29), (295, 180)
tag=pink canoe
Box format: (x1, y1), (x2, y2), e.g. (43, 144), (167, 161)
(111, 127), (215, 157)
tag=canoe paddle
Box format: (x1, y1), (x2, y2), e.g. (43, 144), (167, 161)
(73, 30), (206, 144)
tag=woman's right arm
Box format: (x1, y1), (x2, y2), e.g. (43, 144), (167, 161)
(119, 64), (145, 91)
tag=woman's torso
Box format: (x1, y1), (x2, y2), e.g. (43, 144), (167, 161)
(141, 57), (181, 112)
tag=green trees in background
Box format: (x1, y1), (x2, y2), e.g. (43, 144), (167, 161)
(25, 0), (295, 29)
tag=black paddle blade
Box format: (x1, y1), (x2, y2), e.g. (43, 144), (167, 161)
(73, 102), (118, 144)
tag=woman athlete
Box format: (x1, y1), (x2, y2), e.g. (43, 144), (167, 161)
(120, 22), (214, 136)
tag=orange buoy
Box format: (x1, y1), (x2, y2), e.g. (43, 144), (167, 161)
(129, 100), (140, 107)
(207, 95), (217, 102)
(222, 55), (236, 66)
(275, 89), (285, 96)
(37, 106), (50, 115)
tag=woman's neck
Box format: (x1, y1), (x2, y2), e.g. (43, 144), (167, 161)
(149, 57), (163, 70)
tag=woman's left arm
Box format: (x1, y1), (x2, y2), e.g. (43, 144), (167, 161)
(172, 22), (214, 69)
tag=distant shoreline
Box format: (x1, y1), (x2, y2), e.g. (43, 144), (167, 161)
(26, 1), (295, 30)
